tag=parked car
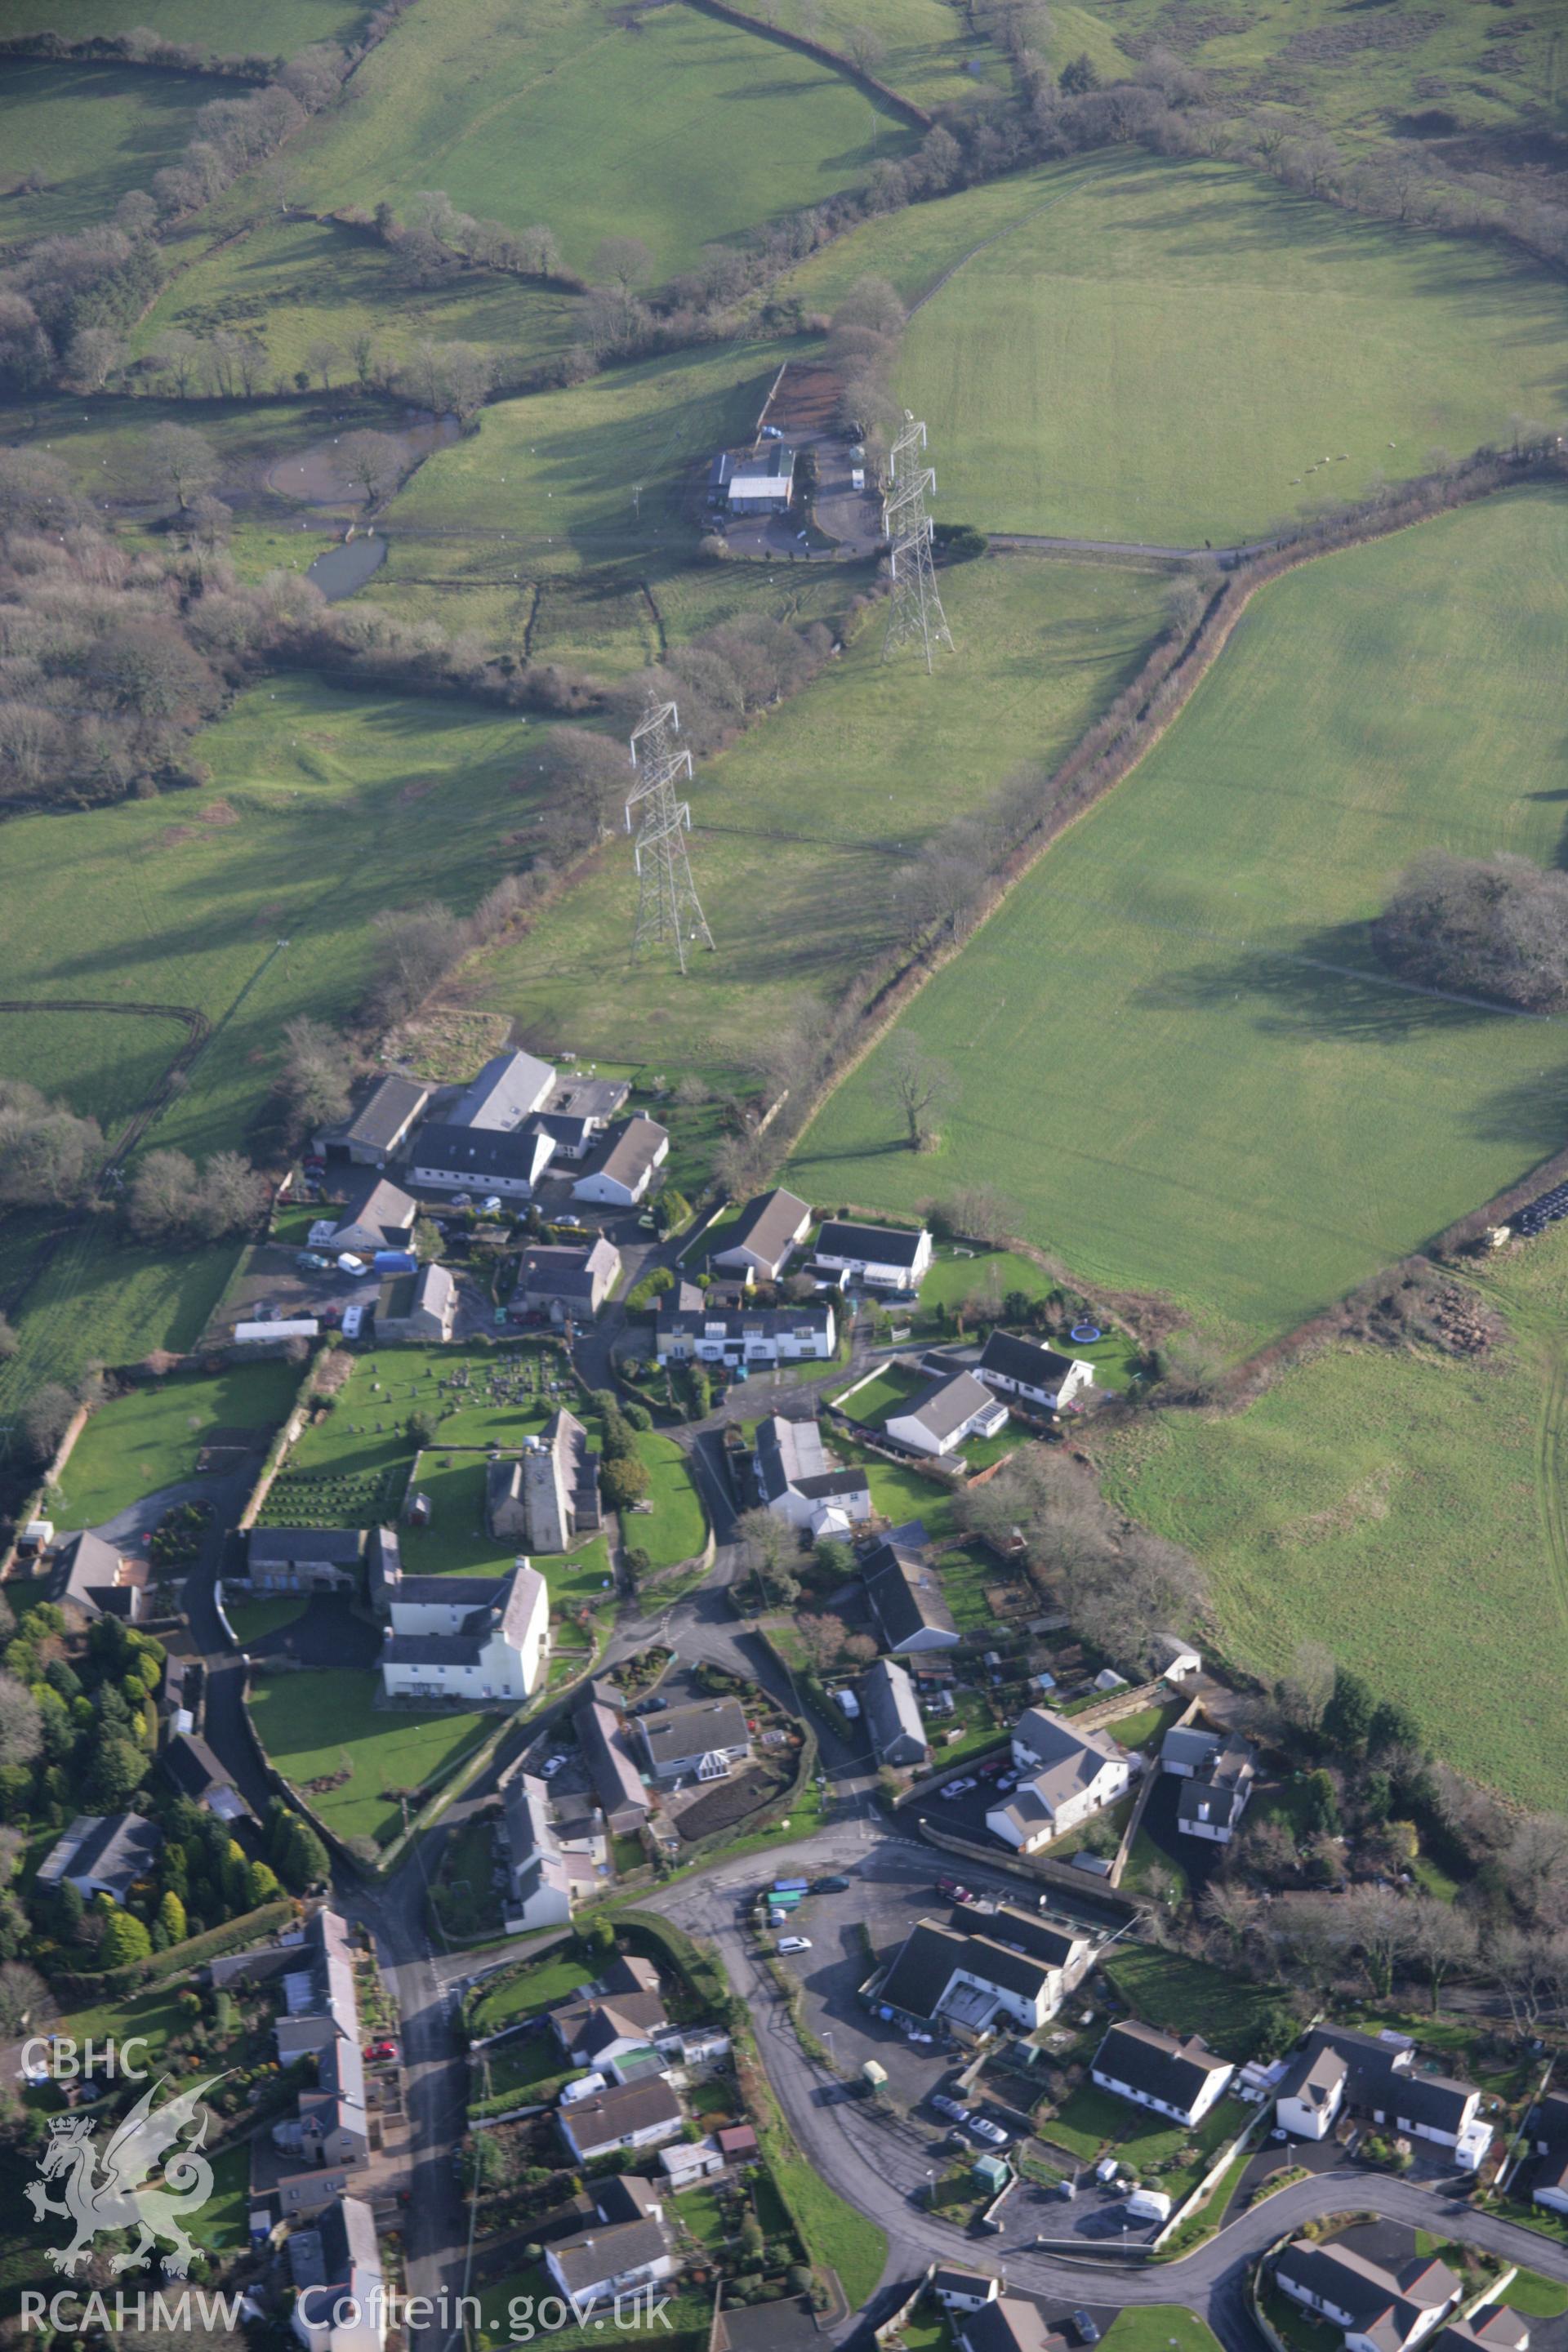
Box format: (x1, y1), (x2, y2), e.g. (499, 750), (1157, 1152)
(812, 1875), (850, 1893)
(942, 1777), (977, 1798)
(365, 2040), (399, 2060)
(930, 2095), (971, 2123)
(1073, 2317), (1101, 2347)
(480, 1196), (503, 1216)
(996, 1771), (1020, 1791)
(296, 1252), (330, 1272)
(541, 1753), (568, 1778)
(637, 1211), (657, 1229)
(336, 1253), (368, 1276)
(978, 1754), (1009, 1777)
(777, 1936), (811, 1954)
(341, 1304), (365, 1339)
(631, 1695), (668, 1717)
(969, 2117), (1008, 2147)
(558, 1213), (583, 1229)
(319, 1304), (342, 1327)
(936, 1877), (971, 1903)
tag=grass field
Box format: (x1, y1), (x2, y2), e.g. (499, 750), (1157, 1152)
(246, 1666), (488, 1846)
(787, 154), (1568, 545)
(791, 490), (1568, 1353)
(56, 1360), (300, 1526)
(0, 677), (557, 1401)
(278, 0), (915, 281)
(630, 1428), (707, 1570)
(1097, 1219), (1568, 1811)
(0, 59), (216, 247)
(1102, 1945), (1281, 2060)
(763, 0), (998, 109)
(131, 214), (580, 384)
(0, 0), (364, 44)
(466, 553), (1168, 1071)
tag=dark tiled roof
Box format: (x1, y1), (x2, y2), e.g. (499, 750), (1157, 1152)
(879, 1919), (1056, 2024)
(580, 1116), (668, 1192)
(815, 1218), (924, 1267)
(977, 1330), (1081, 1391)
(1094, 2020), (1232, 2109)
(559, 2075), (682, 2146)
(960, 2298), (1060, 2352)
(716, 1188), (812, 1268)
(643, 1697), (750, 1771)
(890, 1369), (1002, 1443)
(337, 1075), (430, 1152)
(410, 1121), (552, 1179)
(249, 1527), (366, 1566)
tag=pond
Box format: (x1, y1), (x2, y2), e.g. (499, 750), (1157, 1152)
(307, 534), (388, 599)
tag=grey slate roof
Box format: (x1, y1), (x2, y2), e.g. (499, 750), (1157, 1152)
(754, 1412), (867, 1506)
(451, 1049), (555, 1131)
(862, 1656), (926, 1761)
(815, 1218), (925, 1267)
(715, 1187), (812, 1270)
(519, 1237), (620, 1303)
(1009, 1708), (1127, 1813)
(48, 1530), (137, 1619)
(333, 1169), (416, 1241)
(643, 1696), (750, 1774)
(890, 1368), (1001, 1444)
(976, 1329), (1083, 1393)
(579, 1116), (668, 1192)
(879, 1918), (1058, 2024)
(1275, 2239), (1460, 2340)
(559, 2074), (682, 2149)
(1094, 2020), (1232, 2110)
(332, 1075), (430, 1153)
(249, 1526), (366, 1566)
(409, 1120), (552, 1180)
(1162, 1726), (1222, 1772)
(37, 1811), (161, 1898)
(860, 1524), (958, 1649)
(960, 2298), (1060, 2352)
(1276, 2025), (1477, 2136)
(549, 2216), (670, 2295)
(576, 1695), (648, 1822)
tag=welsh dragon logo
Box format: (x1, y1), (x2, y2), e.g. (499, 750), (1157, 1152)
(25, 2074), (225, 2277)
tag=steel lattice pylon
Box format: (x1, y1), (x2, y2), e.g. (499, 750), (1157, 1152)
(625, 700), (715, 973)
(881, 411), (954, 671)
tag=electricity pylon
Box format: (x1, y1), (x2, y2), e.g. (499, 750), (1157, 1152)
(626, 700), (714, 973)
(881, 411), (953, 670)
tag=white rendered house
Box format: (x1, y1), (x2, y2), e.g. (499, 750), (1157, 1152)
(381, 1560), (548, 1703)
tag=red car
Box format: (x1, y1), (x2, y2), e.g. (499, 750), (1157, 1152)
(365, 2040), (399, 2061)
(937, 1877), (972, 1904)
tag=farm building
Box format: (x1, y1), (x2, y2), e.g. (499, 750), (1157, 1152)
(723, 443), (795, 513)
(314, 1075), (431, 1169)
(38, 1812), (161, 1905)
(243, 1526), (366, 1594)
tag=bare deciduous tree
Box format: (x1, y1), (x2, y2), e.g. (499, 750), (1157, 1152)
(874, 1031), (954, 1152)
(332, 429), (405, 506)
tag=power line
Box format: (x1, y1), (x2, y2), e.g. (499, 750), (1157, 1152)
(625, 700), (715, 973)
(881, 411), (954, 672)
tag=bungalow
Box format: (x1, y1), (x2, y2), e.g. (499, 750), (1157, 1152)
(754, 1410), (872, 1536)
(38, 1812), (161, 1904)
(407, 1120), (556, 1200)
(861, 1656), (929, 1769)
(861, 1523), (959, 1653)
(47, 1529), (146, 1623)
(1275, 2025), (1481, 2152)
(546, 2185), (677, 2311)
(1160, 1724), (1258, 1845)
(573, 1114), (670, 1209)
(449, 1049), (555, 1130)
(641, 1697), (751, 1784)
(244, 1526), (366, 1594)
(878, 1911), (1090, 2034)
(974, 1330), (1096, 1414)
(884, 1368), (1009, 1459)
(576, 1689), (649, 1835)
(812, 1218), (933, 1293)
(552, 1984), (670, 2078)
(1091, 2020), (1234, 2127)
(1272, 2239), (1461, 2352)
(291, 2195), (385, 2352)
(514, 1236), (621, 1321)
(711, 1188), (813, 1281)
(501, 1773), (575, 1931)
(381, 1558), (549, 1703)
(326, 1173), (417, 1255)
(988, 1709), (1132, 1849)
(315, 1074), (430, 1171)
(556, 2075), (684, 2165)
(374, 1261), (457, 1343)
(654, 1281), (835, 1370)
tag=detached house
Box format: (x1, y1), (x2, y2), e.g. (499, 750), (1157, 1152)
(1091, 2020), (1235, 2127)
(325, 1173), (416, 1255)
(861, 1523), (960, 1653)
(47, 1529), (146, 1623)
(988, 1708), (1133, 1850)
(374, 1261), (457, 1343)
(1273, 2239), (1462, 2352)
(545, 2177), (676, 2310)
(1275, 2025), (1483, 2156)
(879, 1909), (1091, 2035)
(501, 1773), (575, 1932)
(974, 1330), (1096, 1414)
(514, 1236), (621, 1321)
(572, 1114), (669, 1209)
(1160, 1723), (1258, 1845)
(711, 1188), (813, 1281)
(641, 1697), (751, 1784)
(812, 1218), (933, 1293)
(861, 1656), (929, 1768)
(38, 1812), (161, 1904)
(556, 2075), (684, 2165)
(755, 1411), (871, 1536)
(884, 1368), (1009, 1459)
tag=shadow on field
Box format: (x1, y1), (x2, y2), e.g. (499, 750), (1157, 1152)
(1131, 920), (1544, 1040)
(1466, 1060), (1568, 1152)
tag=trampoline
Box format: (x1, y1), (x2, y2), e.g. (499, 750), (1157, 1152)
(1070, 1323), (1102, 1343)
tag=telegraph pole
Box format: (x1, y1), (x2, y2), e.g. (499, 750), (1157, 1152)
(881, 411), (954, 671)
(625, 701), (714, 973)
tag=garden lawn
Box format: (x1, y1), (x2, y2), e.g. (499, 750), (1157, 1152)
(1098, 1207), (1568, 1810)
(835, 1364), (927, 1425)
(800, 153), (1568, 544)
(0, 678), (562, 1406)
(791, 490), (1568, 1356)
(461, 551), (1168, 1078)
(278, 0), (915, 279)
(0, 60), (216, 248)
(56, 1361), (301, 1526)
(225, 1594), (308, 1646)
(474, 2032), (570, 2100)
(630, 1429), (707, 1570)
(1044, 2085), (1245, 2194)
(470, 1952), (592, 2034)
(246, 1668), (488, 1846)
(1499, 2274), (1568, 2319)
(1101, 2312), (1226, 2352)
(1102, 1948), (1281, 2062)
(185, 2142), (252, 2254)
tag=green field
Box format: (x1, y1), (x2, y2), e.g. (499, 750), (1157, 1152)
(466, 553), (1167, 1070)
(278, 0), (914, 281)
(0, 0), (364, 44)
(791, 490), (1568, 1353)
(0, 678), (555, 1401)
(789, 154), (1568, 546)
(131, 213), (580, 384)
(56, 1360), (301, 1526)
(0, 59), (216, 247)
(630, 1428), (707, 1570)
(762, 0), (998, 109)
(1098, 1219), (1568, 1812)
(246, 1665), (488, 1846)
(1102, 1946), (1282, 2061)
